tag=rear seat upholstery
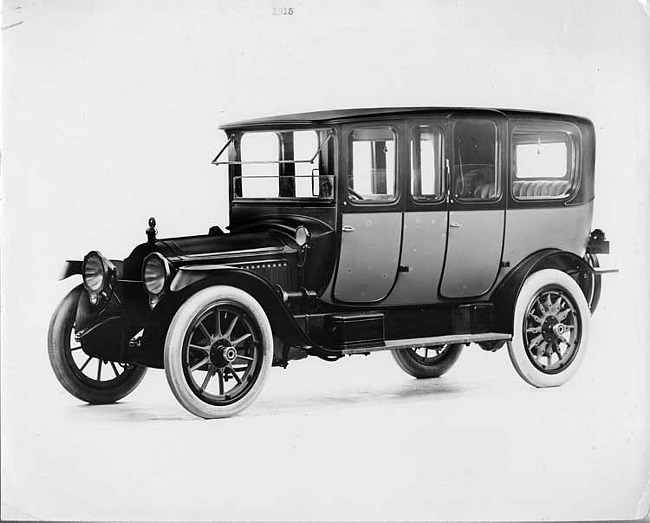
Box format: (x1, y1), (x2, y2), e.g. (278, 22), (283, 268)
(512, 179), (571, 199)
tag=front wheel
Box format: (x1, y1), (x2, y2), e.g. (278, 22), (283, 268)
(164, 286), (273, 419)
(508, 269), (590, 388)
(391, 344), (463, 379)
(48, 285), (147, 404)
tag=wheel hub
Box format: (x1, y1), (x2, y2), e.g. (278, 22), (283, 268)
(209, 340), (237, 368)
(541, 316), (560, 343)
(541, 315), (570, 344)
(552, 323), (567, 337)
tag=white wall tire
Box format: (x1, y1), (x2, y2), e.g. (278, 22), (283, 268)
(164, 286), (273, 419)
(508, 269), (590, 388)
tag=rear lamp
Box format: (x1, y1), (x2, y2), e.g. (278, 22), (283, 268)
(142, 253), (170, 297)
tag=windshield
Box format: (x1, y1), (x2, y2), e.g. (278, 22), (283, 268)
(214, 129), (335, 201)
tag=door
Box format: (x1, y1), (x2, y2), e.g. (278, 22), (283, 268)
(440, 117), (505, 298)
(334, 125), (402, 303)
(387, 120), (448, 305)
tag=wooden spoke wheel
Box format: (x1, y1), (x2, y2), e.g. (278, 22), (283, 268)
(391, 343), (463, 379)
(164, 286), (273, 419)
(508, 269), (590, 388)
(48, 285), (147, 404)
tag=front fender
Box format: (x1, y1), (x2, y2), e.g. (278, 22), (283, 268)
(172, 265), (314, 348)
(137, 266), (316, 368)
(491, 249), (593, 334)
(60, 260), (83, 280)
(62, 284), (132, 363)
(58, 259), (124, 280)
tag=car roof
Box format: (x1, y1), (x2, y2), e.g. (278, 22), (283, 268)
(220, 107), (592, 131)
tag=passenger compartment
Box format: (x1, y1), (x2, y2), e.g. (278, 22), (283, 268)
(512, 180), (570, 199)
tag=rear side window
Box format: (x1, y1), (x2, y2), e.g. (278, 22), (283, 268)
(411, 125), (444, 202)
(453, 119), (500, 202)
(511, 124), (578, 200)
(348, 127), (397, 203)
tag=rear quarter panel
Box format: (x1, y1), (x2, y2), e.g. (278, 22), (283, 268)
(496, 201), (593, 289)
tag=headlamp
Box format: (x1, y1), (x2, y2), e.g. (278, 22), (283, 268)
(142, 253), (171, 307)
(82, 251), (116, 305)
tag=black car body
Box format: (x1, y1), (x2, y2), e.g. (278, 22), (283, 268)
(48, 107), (615, 418)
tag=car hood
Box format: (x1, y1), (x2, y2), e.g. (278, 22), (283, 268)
(121, 216), (335, 283)
(155, 230), (295, 265)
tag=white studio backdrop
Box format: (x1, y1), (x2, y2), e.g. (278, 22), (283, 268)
(1, 0), (649, 520)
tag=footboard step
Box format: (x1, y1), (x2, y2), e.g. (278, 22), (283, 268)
(342, 332), (512, 355)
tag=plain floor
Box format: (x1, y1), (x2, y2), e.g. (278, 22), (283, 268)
(1, 284), (648, 521)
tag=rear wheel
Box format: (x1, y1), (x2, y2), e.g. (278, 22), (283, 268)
(391, 344), (463, 379)
(508, 269), (590, 388)
(48, 285), (147, 404)
(164, 286), (273, 419)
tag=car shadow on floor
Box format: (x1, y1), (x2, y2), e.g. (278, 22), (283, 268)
(252, 379), (477, 415)
(75, 377), (480, 422)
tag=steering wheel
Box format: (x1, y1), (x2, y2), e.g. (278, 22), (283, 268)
(348, 187), (365, 201)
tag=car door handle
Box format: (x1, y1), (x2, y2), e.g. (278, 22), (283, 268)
(450, 222), (462, 228)
(342, 225), (355, 233)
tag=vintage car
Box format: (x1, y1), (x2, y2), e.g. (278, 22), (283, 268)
(48, 107), (614, 418)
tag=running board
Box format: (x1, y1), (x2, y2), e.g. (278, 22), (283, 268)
(341, 332), (512, 355)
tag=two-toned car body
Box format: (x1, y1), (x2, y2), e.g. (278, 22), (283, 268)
(48, 107), (614, 418)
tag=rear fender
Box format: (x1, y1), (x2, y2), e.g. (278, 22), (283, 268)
(491, 249), (593, 334)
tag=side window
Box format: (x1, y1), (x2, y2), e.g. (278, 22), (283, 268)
(349, 127), (397, 203)
(239, 132), (279, 198)
(411, 125), (444, 202)
(453, 119), (500, 202)
(292, 130), (322, 198)
(511, 126), (576, 200)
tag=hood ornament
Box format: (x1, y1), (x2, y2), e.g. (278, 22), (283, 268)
(146, 217), (157, 244)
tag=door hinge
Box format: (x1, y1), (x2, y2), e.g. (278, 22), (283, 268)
(398, 265), (411, 273)
(500, 261), (510, 268)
